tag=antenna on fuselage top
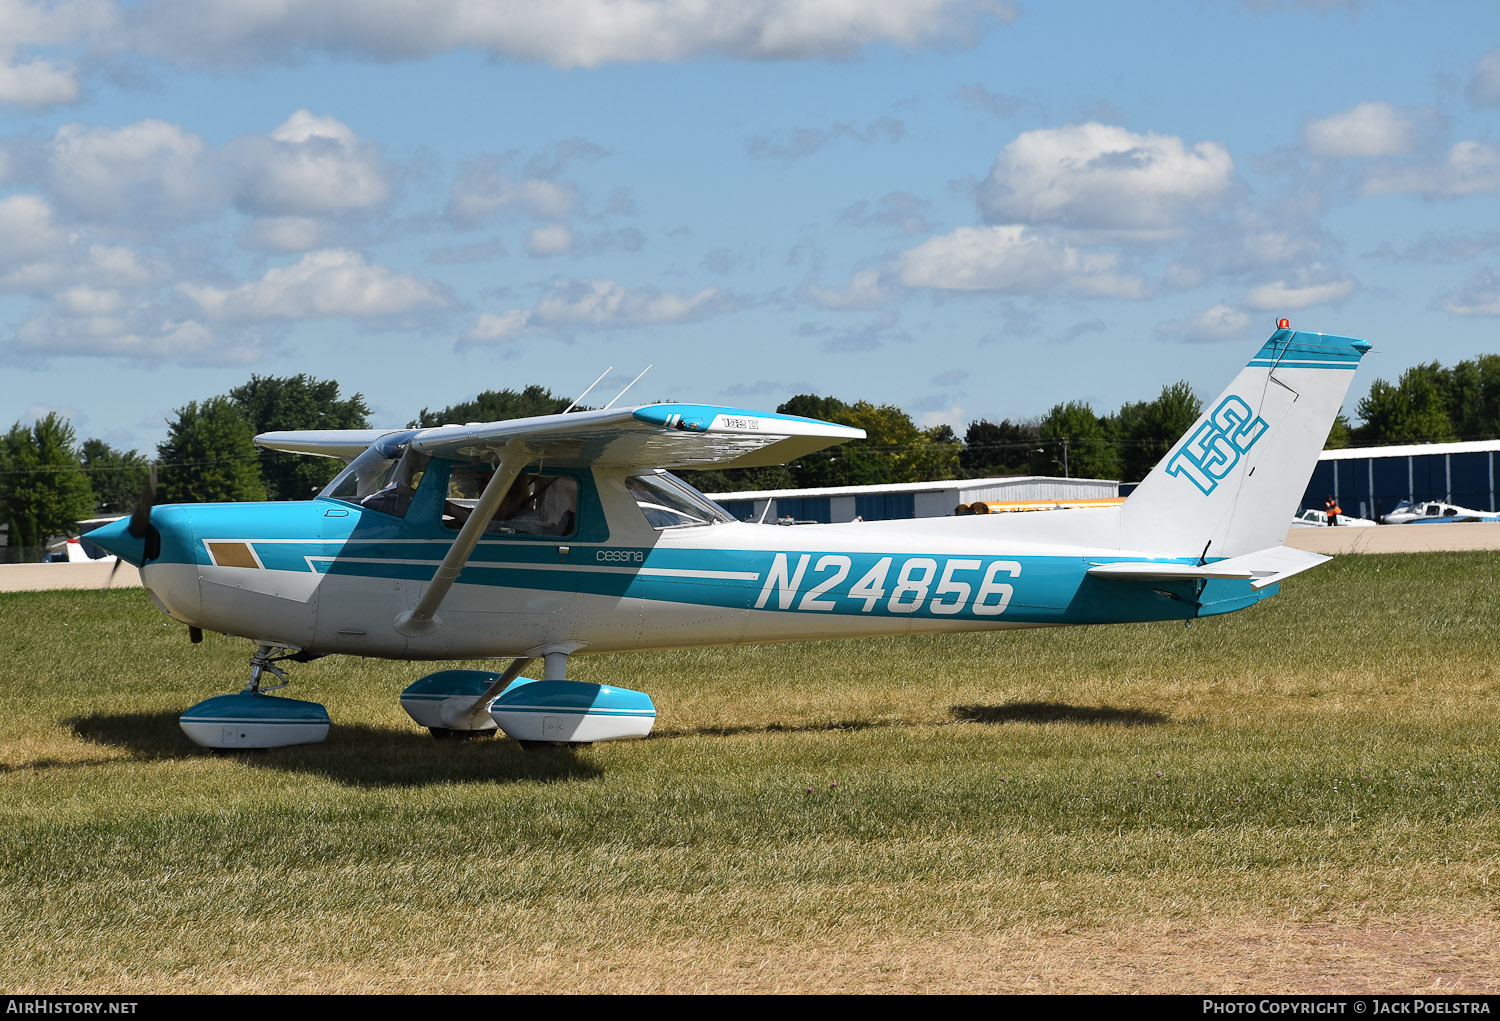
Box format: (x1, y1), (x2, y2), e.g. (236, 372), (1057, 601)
(600, 364), (654, 410)
(563, 366), (613, 414)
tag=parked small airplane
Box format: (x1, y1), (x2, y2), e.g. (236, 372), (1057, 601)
(1381, 499), (1499, 524)
(90, 324), (1370, 749)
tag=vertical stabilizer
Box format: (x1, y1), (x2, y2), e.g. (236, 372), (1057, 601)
(1119, 328), (1370, 558)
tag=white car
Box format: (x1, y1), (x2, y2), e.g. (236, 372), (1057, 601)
(1290, 507), (1376, 528)
(1381, 500), (1499, 524)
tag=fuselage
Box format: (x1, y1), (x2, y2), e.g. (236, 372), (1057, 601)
(112, 458), (1271, 661)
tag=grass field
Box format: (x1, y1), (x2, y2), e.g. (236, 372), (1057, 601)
(2, 552), (1498, 993)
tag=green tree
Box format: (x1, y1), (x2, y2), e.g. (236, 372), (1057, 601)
(157, 398), (267, 504)
(775, 395), (893, 488)
(80, 439), (149, 515)
(840, 401), (959, 483)
(230, 374), (371, 500)
(1324, 413), (1352, 450)
(769, 396), (958, 487)
(1355, 363), (1456, 445)
(411, 385), (576, 429)
(961, 419), (1041, 476)
(0, 414), (96, 561)
(1442, 354), (1500, 441)
(1033, 401), (1119, 479)
(1116, 380), (1202, 482)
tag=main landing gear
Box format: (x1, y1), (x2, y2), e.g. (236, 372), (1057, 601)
(178, 644), (331, 750)
(177, 644), (657, 750)
(399, 648), (656, 745)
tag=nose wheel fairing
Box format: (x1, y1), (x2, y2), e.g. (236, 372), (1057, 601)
(179, 644), (331, 750)
(179, 691), (331, 749)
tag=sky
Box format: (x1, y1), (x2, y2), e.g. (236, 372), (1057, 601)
(1, 0), (1498, 455)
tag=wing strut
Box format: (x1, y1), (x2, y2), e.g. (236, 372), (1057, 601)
(394, 439), (528, 638)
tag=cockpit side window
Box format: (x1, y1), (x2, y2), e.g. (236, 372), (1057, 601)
(626, 471), (733, 529)
(444, 468), (578, 537)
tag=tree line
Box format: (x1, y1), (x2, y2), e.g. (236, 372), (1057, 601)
(3, 355), (1498, 561)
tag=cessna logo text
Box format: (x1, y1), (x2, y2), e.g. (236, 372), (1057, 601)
(597, 549), (644, 563)
(1165, 396), (1267, 496)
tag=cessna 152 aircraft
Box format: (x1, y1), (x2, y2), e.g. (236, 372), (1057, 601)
(89, 324), (1369, 749)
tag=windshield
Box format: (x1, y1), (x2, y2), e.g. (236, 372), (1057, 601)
(322, 438), (430, 518)
(626, 471), (733, 529)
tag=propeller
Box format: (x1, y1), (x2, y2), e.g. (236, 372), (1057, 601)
(104, 466), (158, 591)
(127, 465), (158, 543)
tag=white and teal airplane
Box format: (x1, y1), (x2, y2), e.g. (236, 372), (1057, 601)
(90, 324), (1370, 749)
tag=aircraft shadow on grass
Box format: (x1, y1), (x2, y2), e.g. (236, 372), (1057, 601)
(949, 702), (1170, 727)
(653, 701), (1171, 740)
(653, 718), (889, 740)
(62, 712), (601, 789)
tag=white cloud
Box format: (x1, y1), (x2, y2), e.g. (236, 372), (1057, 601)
(524, 224), (574, 256)
(1243, 269), (1356, 311)
(916, 405), (964, 430)
(531, 278), (733, 327)
(1442, 268), (1500, 317)
(0, 196), (167, 292)
(119, 0), (1015, 68)
(978, 123), (1234, 236)
(179, 249), (450, 321)
(1469, 47), (1500, 107)
(0, 0), (119, 108)
(227, 110), (390, 216)
(896, 224), (1148, 298)
(802, 268), (890, 309)
(0, 56), (79, 108)
(447, 158), (578, 225)
(462, 278), (739, 346)
(3, 241), (163, 292)
(44, 119), (221, 222)
(1363, 140), (1500, 199)
(1155, 303), (1252, 343)
(462, 310), (535, 345)
(1304, 102), (1420, 158)
(12, 314), (264, 365)
(237, 216), (334, 252)
(0, 194), (68, 266)
(53, 285), (127, 316)
(748, 117), (905, 161)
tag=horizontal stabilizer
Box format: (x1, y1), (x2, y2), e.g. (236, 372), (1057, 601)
(1086, 562), (1254, 582)
(1087, 545), (1329, 590)
(1216, 545), (1330, 590)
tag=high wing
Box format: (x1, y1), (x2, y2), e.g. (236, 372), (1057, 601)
(256, 403), (865, 470)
